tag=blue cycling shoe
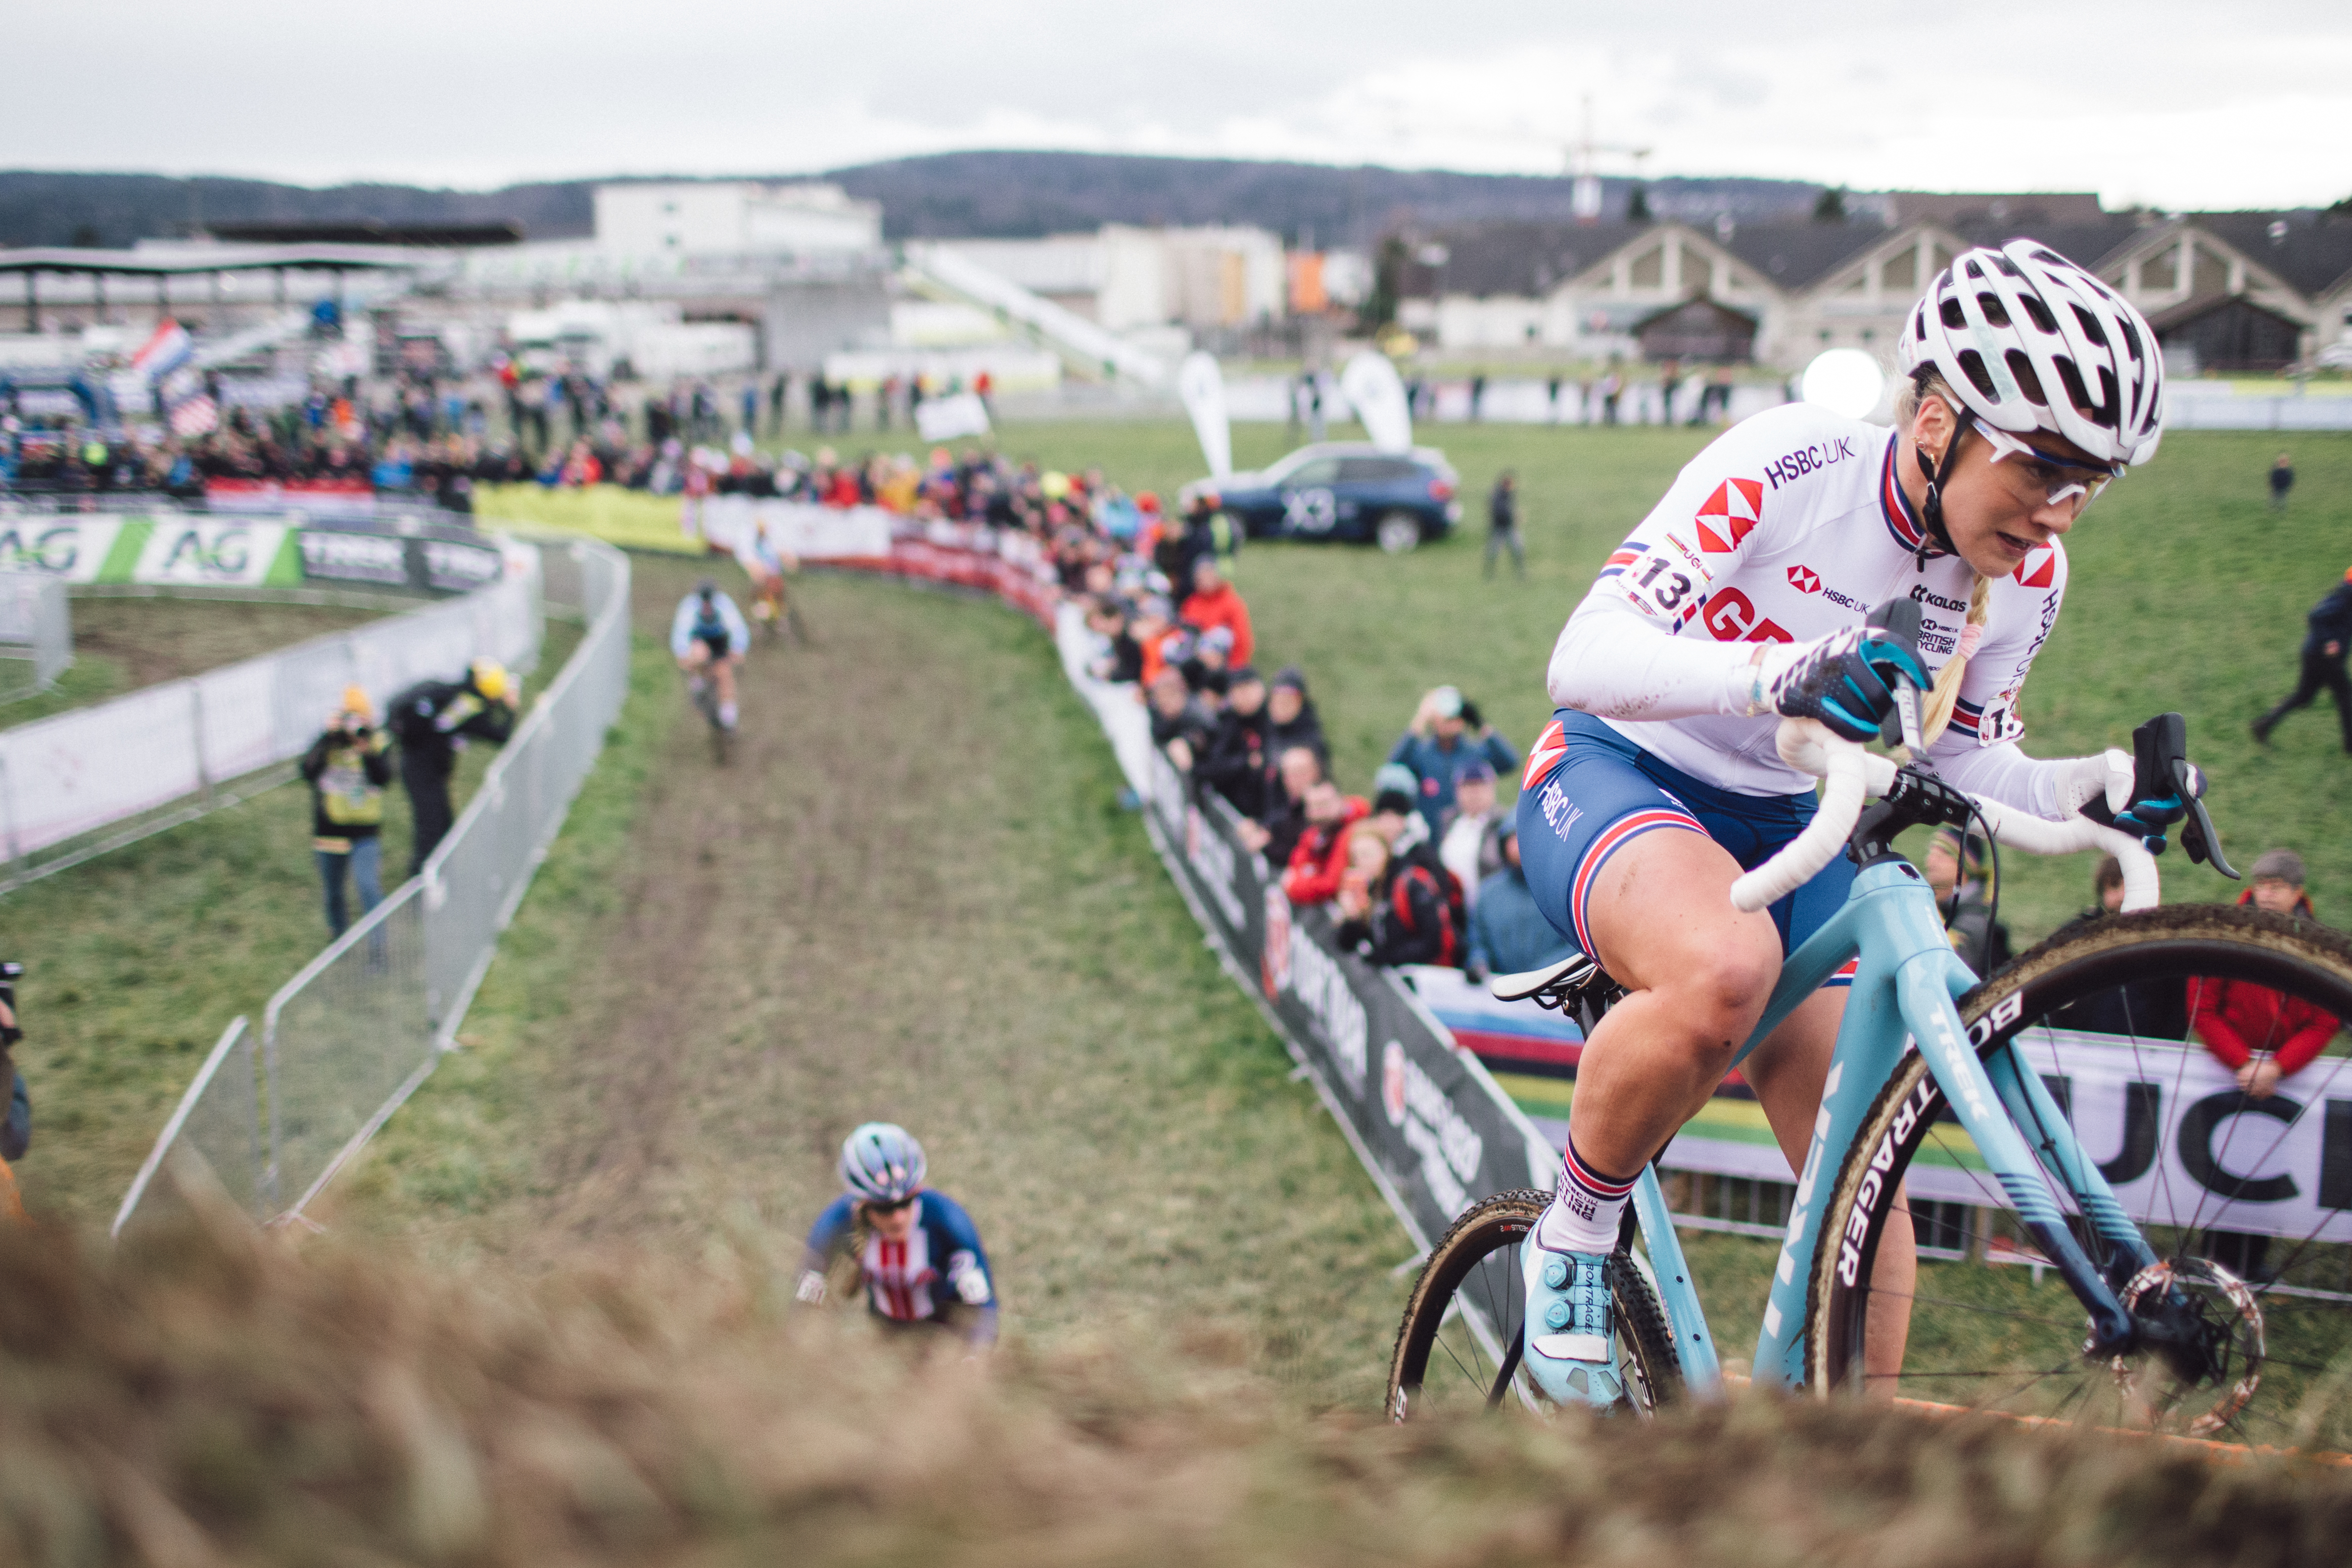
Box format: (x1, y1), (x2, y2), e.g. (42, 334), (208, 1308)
(1519, 1232), (1624, 1410)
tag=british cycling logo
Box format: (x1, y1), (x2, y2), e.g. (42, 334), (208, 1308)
(1786, 565), (1822, 594)
(1694, 478), (1765, 553)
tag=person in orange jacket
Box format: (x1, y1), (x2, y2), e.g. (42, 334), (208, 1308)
(2189, 848), (2343, 1098)
(1281, 779), (1369, 906)
(1179, 558), (1254, 671)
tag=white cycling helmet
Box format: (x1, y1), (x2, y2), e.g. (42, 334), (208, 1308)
(1899, 238), (2164, 468)
(838, 1122), (926, 1203)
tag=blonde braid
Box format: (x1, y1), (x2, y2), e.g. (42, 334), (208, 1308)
(1913, 573), (1991, 751)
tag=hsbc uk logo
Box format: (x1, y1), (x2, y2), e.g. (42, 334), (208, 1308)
(1694, 478), (1764, 553)
(2013, 544), (2057, 590)
(1786, 564), (1822, 594)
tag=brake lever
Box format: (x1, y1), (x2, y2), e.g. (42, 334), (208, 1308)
(2175, 758), (2238, 879)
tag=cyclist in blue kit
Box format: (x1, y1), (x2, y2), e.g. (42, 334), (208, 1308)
(1512, 240), (2201, 1407)
(671, 578), (750, 730)
(795, 1123), (999, 1349)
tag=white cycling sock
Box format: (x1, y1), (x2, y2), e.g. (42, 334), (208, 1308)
(1536, 1133), (1636, 1255)
(719, 701), (739, 727)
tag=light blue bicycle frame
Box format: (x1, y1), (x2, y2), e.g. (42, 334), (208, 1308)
(1625, 859), (2165, 1397)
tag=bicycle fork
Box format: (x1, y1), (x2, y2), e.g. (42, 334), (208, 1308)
(1743, 868), (2147, 1389)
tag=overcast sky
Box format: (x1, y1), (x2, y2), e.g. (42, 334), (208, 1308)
(6, 1), (2346, 209)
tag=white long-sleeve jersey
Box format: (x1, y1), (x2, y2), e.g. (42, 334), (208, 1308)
(1547, 403), (2068, 817)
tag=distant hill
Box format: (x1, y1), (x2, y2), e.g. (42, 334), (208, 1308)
(0, 153), (1822, 250)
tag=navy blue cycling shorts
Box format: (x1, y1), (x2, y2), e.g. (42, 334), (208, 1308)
(1514, 710), (1855, 980)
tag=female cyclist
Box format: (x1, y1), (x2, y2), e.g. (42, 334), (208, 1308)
(1515, 240), (2196, 1407)
(795, 1123), (999, 1350)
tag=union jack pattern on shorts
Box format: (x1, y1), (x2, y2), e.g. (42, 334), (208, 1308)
(1569, 807), (1706, 960)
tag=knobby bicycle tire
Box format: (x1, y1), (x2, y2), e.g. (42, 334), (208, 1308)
(1389, 1189), (1679, 1421)
(1805, 904), (2352, 1445)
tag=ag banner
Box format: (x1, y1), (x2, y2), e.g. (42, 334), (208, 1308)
(1141, 746), (1551, 1246)
(0, 513), (508, 597)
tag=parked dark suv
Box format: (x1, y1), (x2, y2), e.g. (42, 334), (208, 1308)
(1190, 443), (1461, 553)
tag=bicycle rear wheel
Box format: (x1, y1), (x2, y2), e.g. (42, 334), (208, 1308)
(1807, 905), (2352, 1449)
(1388, 1190), (1678, 1421)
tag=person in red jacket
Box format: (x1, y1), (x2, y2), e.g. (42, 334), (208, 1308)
(2189, 849), (2342, 1098)
(1180, 558), (1254, 671)
(1281, 779), (1367, 906)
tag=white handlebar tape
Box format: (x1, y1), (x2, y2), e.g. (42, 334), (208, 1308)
(1727, 720), (2161, 916)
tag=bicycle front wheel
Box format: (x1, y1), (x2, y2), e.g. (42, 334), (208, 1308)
(1806, 905), (2352, 1448)
(1388, 1190), (1678, 1421)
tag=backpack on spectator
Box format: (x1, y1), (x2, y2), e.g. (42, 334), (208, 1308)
(1390, 852), (1467, 969)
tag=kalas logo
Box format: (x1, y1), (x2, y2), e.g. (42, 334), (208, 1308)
(1695, 478), (1765, 553)
(1786, 564), (1822, 594)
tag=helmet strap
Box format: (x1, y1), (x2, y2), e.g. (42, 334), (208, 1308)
(1912, 424), (1965, 569)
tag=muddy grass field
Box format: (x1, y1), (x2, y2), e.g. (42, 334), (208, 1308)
(339, 557), (1412, 1407)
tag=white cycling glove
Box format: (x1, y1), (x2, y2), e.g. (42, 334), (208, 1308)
(2053, 749), (2135, 819)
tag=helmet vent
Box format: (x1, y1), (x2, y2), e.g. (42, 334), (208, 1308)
(2069, 304), (2107, 346)
(2094, 366), (2120, 426)
(1940, 297), (1968, 330)
(2005, 349), (2049, 407)
(1976, 293), (2012, 328)
(2017, 294), (2059, 335)
(1992, 255), (2025, 278)
(1963, 259), (1985, 279)
(1957, 349), (1998, 400)
(2052, 356), (2098, 422)
(2118, 318), (2142, 361)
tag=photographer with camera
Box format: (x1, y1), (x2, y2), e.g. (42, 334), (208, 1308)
(300, 687), (395, 938)
(1387, 685), (1519, 837)
(2, 962), (27, 1221)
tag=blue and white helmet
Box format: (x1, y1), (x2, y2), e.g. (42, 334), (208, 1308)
(838, 1122), (926, 1203)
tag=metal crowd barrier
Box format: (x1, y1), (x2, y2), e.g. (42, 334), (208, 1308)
(0, 572), (71, 702)
(112, 533), (632, 1234)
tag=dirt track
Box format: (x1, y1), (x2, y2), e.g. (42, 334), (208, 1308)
(350, 556), (1407, 1403)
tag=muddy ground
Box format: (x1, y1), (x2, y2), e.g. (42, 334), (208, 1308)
(345, 557), (1409, 1406)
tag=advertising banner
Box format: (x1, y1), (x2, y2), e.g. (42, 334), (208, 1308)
(1139, 746), (1550, 1244)
(0, 512), (507, 598)
(699, 497), (896, 563)
(0, 516), (134, 583)
(205, 478), (378, 516)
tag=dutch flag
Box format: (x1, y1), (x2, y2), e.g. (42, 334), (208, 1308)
(132, 318), (194, 383)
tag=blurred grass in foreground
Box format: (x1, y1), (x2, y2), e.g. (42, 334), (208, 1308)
(8, 1210), (2352, 1566)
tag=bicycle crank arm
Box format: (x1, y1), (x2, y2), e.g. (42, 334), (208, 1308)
(1896, 959), (2136, 1357)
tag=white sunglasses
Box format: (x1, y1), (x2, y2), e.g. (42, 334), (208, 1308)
(1967, 417), (2124, 510)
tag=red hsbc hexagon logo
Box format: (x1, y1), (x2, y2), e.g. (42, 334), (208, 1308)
(1786, 564), (1822, 594)
(2013, 545), (2057, 589)
(1695, 478), (1765, 553)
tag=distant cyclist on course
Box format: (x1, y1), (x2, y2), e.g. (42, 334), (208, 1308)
(1514, 240), (2197, 1408)
(670, 577), (750, 730)
(795, 1123), (999, 1349)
